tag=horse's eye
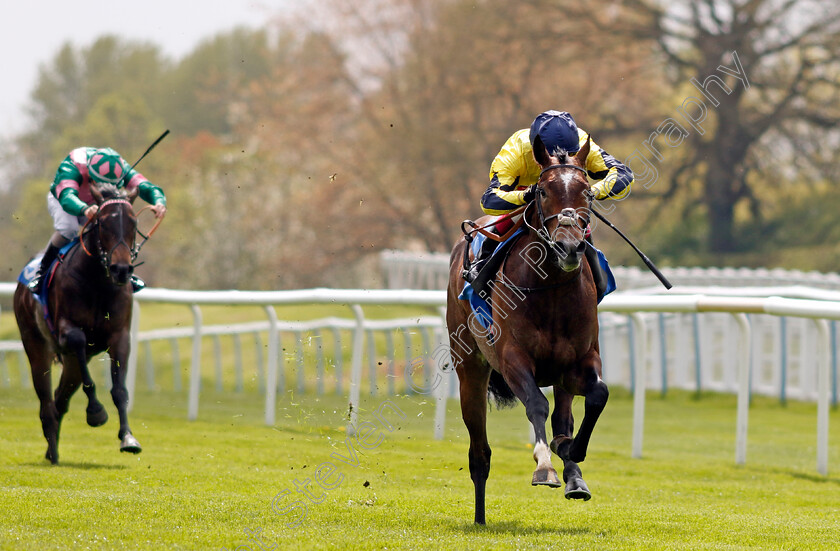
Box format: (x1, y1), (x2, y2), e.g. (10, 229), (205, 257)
(538, 188), (547, 197)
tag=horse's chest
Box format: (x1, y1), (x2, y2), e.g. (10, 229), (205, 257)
(54, 300), (129, 351)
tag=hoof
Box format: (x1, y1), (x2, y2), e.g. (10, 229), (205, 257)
(531, 467), (562, 488)
(120, 433), (142, 454)
(45, 448), (58, 465)
(564, 476), (591, 501)
(86, 404), (108, 427)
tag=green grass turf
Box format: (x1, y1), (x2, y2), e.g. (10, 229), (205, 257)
(0, 386), (838, 550)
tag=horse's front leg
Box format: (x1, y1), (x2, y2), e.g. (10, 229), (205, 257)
(550, 390), (591, 500)
(500, 347), (561, 488)
(551, 351), (609, 500)
(108, 331), (141, 454)
(58, 324), (108, 427)
(568, 352), (608, 463)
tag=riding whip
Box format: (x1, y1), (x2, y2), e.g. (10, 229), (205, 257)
(124, 129), (170, 179)
(590, 208), (672, 290)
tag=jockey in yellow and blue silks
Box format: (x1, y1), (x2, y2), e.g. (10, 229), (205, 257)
(464, 111), (634, 299)
(27, 147), (167, 294)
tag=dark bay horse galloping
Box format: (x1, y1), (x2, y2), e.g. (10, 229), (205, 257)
(14, 183), (143, 464)
(447, 138), (609, 524)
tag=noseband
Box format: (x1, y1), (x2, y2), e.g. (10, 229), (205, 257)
(79, 199), (138, 276)
(525, 164), (593, 255)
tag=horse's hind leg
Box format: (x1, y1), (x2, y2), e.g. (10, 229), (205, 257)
(457, 356), (492, 525)
(25, 341), (60, 464)
(59, 326), (108, 427)
(109, 332), (141, 453)
(550, 390), (591, 500)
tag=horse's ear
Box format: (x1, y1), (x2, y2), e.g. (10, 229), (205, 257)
(89, 182), (105, 205)
(126, 185), (139, 204)
(532, 135), (551, 168)
(574, 135), (591, 166)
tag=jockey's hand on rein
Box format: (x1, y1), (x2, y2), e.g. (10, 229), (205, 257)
(150, 204), (167, 218)
(522, 184), (538, 203)
(84, 205), (99, 220)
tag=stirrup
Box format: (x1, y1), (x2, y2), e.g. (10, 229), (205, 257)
(462, 260), (487, 284)
(27, 274), (42, 292)
(130, 276), (146, 293)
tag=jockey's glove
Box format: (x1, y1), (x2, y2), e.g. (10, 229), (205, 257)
(522, 184), (538, 203)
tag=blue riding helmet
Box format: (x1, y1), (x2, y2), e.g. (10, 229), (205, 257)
(529, 110), (580, 154)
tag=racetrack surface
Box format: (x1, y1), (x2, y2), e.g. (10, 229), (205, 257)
(0, 388), (838, 550)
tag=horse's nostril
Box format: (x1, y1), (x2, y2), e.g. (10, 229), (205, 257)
(577, 241), (586, 253)
(110, 265), (131, 280)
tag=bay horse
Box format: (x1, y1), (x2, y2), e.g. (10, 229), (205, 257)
(446, 137), (608, 524)
(14, 183), (143, 464)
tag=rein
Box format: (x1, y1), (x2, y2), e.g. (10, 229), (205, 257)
(460, 204), (527, 244)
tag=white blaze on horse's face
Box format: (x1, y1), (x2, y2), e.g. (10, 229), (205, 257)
(560, 172), (574, 188)
(550, 175), (586, 272)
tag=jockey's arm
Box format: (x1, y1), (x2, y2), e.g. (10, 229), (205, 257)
(582, 133), (634, 200)
(137, 181), (166, 207)
(56, 188), (89, 217)
(480, 130), (537, 216)
(126, 167), (166, 209)
(480, 174), (529, 216)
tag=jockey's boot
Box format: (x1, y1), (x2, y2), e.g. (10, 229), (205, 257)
(463, 235), (499, 284)
(27, 243), (61, 294)
(584, 237), (607, 302)
(130, 275), (146, 293)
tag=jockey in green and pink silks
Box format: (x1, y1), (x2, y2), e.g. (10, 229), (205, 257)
(28, 147), (167, 293)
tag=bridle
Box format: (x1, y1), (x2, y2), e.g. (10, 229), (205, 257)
(79, 199), (139, 277)
(524, 163), (593, 256)
(497, 163), (594, 294)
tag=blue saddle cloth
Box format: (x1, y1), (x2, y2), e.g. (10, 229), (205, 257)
(458, 232), (616, 332)
(457, 230), (521, 332)
(18, 239), (79, 305)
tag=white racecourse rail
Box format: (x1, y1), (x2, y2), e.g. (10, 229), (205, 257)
(0, 283), (834, 475)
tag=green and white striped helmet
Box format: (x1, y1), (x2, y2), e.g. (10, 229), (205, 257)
(88, 148), (125, 185)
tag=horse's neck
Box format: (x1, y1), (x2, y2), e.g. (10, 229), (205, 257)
(67, 233), (109, 286)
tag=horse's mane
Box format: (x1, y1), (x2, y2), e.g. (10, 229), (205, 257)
(548, 148), (572, 163)
(98, 183), (128, 200)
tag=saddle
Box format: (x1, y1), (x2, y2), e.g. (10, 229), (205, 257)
(18, 239), (80, 334)
(468, 230), (524, 299)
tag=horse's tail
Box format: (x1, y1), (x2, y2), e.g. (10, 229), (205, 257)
(487, 370), (518, 409)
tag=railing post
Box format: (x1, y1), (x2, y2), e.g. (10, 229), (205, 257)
(264, 305), (279, 426)
(630, 313), (647, 459)
(814, 319), (830, 476)
(213, 335), (223, 393)
(734, 313), (751, 465)
(188, 304), (203, 421)
(348, 304), (365, 434)
(127, 299), (140, 411)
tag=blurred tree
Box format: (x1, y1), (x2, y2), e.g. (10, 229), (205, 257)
(623, 0), (840, 253)
(161, 27), (276, 136)
(313, 0), (663, 253)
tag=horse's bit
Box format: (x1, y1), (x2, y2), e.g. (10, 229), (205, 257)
(80, 199), (139, 277)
